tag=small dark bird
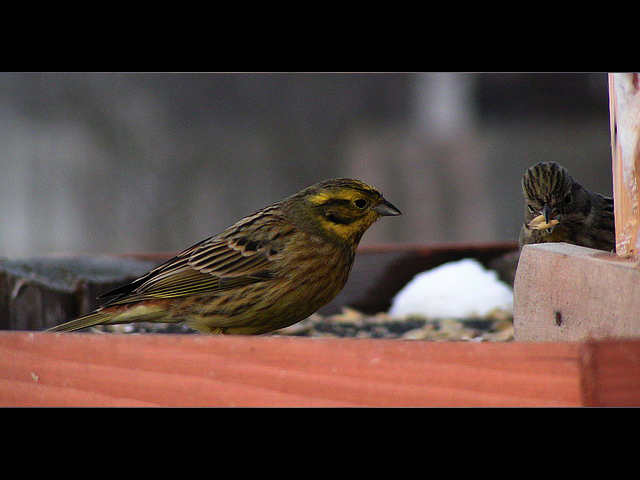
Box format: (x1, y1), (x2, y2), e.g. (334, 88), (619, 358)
(519, 161), (615, 251)
(46, 178), (401, 334)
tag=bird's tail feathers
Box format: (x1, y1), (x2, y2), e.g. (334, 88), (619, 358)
(45, 311), (114, 333)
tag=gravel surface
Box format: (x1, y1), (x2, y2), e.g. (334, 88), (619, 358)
(93, 307), (514, 341)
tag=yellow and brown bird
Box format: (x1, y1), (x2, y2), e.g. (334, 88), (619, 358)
(46, 178), (401, 334)
(519, 161), (615, 251)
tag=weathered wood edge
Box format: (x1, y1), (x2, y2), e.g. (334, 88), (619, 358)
(513, 242), (640, 342)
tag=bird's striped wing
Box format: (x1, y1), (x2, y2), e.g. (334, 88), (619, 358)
(101, 208), (294, 306)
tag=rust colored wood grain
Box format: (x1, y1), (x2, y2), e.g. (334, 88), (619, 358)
(0, 331), (583, 407)
(580, 339), (640, 407)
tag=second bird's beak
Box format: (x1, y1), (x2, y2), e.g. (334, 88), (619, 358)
(541, 204), (552, 226)
(374, 199), (402, 216)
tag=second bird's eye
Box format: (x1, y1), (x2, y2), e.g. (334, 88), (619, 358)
(354, 199), (367, 209)
(527, 204), (535, 213)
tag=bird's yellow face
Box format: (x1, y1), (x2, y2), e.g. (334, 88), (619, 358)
(292, 179), (401, 245)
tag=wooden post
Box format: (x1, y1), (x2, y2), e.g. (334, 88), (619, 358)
(609, 73), (640, 259)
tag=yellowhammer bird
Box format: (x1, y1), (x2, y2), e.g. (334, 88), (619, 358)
(519, 161), (615, 251)
(46, 178), (401, 334)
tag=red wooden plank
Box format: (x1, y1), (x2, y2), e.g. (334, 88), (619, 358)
(580, 340), (640, 407)
(0, 331), (581, 407)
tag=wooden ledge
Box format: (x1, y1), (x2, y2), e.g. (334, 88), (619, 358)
(514, 243), (640, 342)
(2, 331), (640, 407)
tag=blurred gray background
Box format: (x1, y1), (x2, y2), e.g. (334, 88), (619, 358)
(0, 72), (612, 256)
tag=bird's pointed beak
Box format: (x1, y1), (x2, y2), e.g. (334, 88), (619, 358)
(541, 204), (552, 226)
(374, 199), (402, 216)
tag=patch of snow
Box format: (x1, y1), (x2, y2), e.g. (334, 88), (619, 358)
(388, 258), (513, 318)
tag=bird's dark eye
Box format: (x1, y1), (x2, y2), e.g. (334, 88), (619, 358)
(564, 193), (572, 205)
(354, 199), (367, 209)
(527, 204), (535, 213)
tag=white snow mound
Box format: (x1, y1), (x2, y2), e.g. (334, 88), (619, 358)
(388, 258), (513, 319)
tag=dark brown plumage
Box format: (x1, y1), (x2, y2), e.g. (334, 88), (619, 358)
(519, 162), (615, 251)
(46, 178), (401, 334)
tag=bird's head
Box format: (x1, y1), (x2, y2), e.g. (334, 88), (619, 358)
(288, 178), (401, 246)
(522, 162), (582, 235)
